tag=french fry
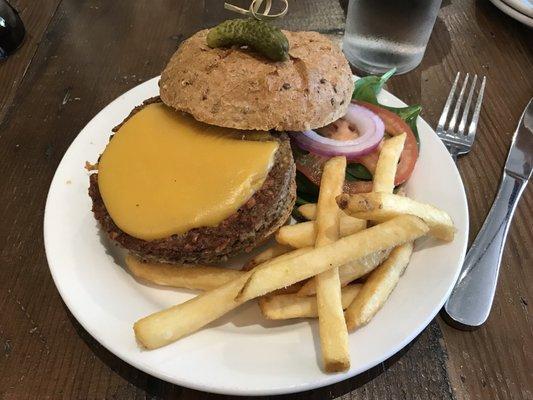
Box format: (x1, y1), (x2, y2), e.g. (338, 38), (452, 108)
(339, 216), (368, 237)
(275, 221), (316, 248)
(313, 156), (350, 372)
(134, 272), (251, 349)
(134, 246), (311, 349)
(297, 136), (402, 296)
(259, 284), (362, 320)
(296, 249), (391, 296)
(338, 249), (391, 285)
(337, 192), (455, 241)
(344, 242), (413, 331)
(395, 184), (407, 197)
(125, 255), (244, 291)
(269, 282), (306, 295)
(126, 254), (302, 294)
(134, 216), (428, 349)
(297, 203), (318, 220)
(372, 133), (406, 193)
(275, 217), (366, 248)
(297, 203), (365, 226)
(237, 215), (429, 302)
(242, 243), (292, 271)
(341, 138), (415, 331)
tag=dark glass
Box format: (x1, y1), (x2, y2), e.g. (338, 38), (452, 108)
(0, 0), (25, 60)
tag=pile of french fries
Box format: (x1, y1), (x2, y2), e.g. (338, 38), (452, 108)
(128, 132), (455, 373)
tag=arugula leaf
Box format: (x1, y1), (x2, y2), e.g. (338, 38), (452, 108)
(352, 68), (396, 104)
(346, 163), (372, 181)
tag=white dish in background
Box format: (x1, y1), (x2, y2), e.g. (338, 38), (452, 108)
(502, 0), (533, 17)
(44, 76), (468, 396)
(489, 0), (533, 27)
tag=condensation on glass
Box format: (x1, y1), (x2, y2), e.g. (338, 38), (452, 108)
(343, 0), (442, 74)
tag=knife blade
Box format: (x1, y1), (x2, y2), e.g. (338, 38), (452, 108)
(444, 98), (532, 329)
(504, 98), (533, 181)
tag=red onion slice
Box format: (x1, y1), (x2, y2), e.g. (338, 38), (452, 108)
(291, 104), (384, 160)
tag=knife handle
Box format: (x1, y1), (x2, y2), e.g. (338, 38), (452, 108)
(444, 172), (528, 329)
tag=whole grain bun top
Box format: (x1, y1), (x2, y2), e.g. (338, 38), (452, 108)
(159, 29), (353, 131)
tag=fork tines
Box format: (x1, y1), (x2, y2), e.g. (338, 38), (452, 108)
(436, 72), (486, 156)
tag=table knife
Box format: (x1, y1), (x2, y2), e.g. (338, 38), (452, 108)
(444, 98), (532, 329)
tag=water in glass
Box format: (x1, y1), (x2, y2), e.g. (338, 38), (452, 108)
(343, 0), (442, 74)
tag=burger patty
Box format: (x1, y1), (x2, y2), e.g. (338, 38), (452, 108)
(88, 100), (296, 264)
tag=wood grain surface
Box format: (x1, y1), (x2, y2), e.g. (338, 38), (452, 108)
(0, 0), (531, 399)
(0, 0), (62, 121)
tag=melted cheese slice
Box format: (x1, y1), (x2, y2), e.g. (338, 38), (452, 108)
(98, 103), (278, 241)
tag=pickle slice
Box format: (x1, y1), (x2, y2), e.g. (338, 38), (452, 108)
(207, 18), (289, 62)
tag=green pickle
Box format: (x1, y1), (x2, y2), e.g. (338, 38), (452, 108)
(207, 18), (289, 61)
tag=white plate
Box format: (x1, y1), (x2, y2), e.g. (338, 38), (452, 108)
(44, 77), (468, 396)
(489, 0), (533, 27)
(501, 0), (533, 18)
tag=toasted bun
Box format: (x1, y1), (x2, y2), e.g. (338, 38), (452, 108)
(159, 29), (353, 131)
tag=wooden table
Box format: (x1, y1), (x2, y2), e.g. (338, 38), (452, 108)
(0, 0), (531, 398)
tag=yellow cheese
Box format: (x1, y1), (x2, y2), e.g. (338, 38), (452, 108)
(97, 103), (279, 241)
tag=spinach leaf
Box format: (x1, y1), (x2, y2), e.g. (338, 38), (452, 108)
(346, 163), (372, 181)
(352, 68), (396, 104)
(294, 171), (319, 217)
(294, 162), (372, 211)
(383, 104), (422, 145)
(295, 171), (319, 205)
(352, 69), (422, 146)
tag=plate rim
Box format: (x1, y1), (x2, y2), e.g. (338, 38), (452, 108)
(500, 0), (533, 18)
(44, 76), (469, 396)
(489, 0), (533, 27)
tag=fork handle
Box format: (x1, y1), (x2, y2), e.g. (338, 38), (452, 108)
(444, 172), (528, 329)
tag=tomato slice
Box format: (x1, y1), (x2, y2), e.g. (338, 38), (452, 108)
(353, 100), (419, 186)
(294, 100), (419, 194)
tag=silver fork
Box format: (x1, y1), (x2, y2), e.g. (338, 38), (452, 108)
(436, 72), (486, 161)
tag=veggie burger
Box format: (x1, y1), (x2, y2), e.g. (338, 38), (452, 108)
(88, 20), (357, 264)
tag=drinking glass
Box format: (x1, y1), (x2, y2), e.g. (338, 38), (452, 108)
(343, 0), (442, 74)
